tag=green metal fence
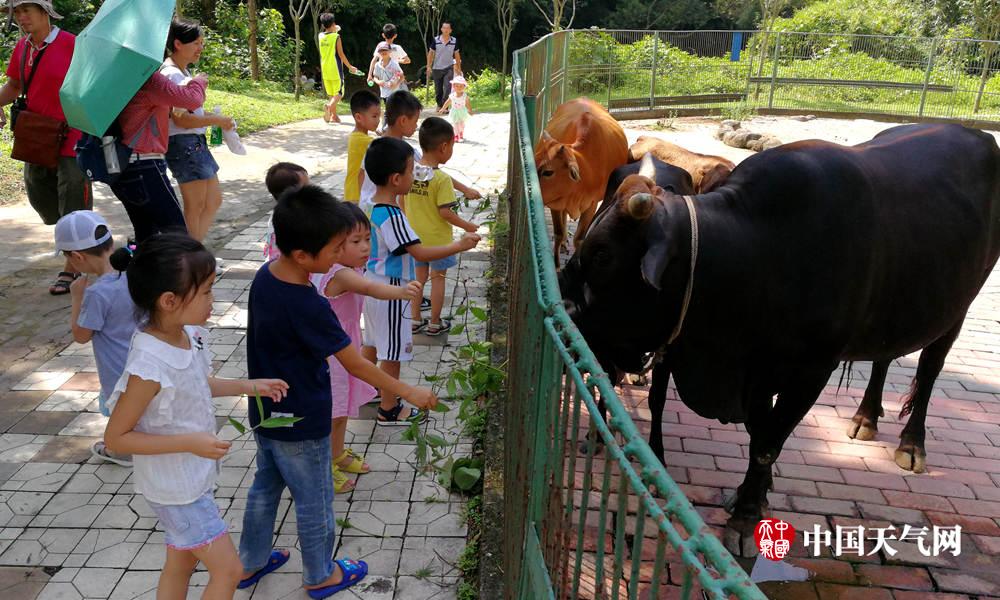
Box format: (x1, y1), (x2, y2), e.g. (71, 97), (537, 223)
(504, 30), (767, 600)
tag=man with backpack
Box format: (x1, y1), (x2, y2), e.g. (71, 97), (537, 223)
(0, 0), (92, 295)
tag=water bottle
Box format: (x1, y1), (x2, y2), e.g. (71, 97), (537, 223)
(102, 136), (121, 175)
(209, 106), (224, 146)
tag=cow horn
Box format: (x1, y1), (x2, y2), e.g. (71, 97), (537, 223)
(638, 153), (656, 180)
(627, 193), (656, 220)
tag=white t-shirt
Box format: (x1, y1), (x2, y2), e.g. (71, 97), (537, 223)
(361, 145), (421, 215)
(160, 59), (207, 136)
(372, 43), (408, 64)
(107, 326), (218, 505)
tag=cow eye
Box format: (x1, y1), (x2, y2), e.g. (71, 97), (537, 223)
(540, 170), (554, 178)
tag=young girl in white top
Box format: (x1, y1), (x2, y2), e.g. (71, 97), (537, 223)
(104, 233), (289, 600)
(438, 75), (471, 142)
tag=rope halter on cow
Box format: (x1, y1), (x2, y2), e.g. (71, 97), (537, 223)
(639, 194), (699, 376)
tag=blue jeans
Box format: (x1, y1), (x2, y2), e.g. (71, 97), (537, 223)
(239, 434), (336, 586)
(109, 158), (187, 243)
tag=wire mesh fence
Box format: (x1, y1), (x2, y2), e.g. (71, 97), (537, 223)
(556, 29), (1000, 124)
(505, 31), (767, 600)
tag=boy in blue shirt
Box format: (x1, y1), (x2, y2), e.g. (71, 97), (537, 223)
(362, 137), (479, 425)
(240, 184), (436, 597)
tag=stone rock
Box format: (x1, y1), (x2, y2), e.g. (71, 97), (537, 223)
(721, 119), (742, 129)
(792, 114), (816, 121)
(723, 129), (761, 148)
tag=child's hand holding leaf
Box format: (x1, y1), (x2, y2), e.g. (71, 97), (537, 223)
(250, 379), (289, 401)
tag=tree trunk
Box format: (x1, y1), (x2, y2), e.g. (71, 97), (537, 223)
(201, 0), (214, 27)
(974, 42), (997, 114)
(294, 19), (302, 100)
(248, 0), (260, 82)
(310, 1), (320, 65)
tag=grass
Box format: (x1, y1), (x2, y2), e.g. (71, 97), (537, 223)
(0, 128), (23, 206)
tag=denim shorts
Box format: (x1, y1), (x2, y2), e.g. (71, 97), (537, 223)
(416, 254), (458, 271)
(166, 134), (220, 184)
(147, 492), (228, 551)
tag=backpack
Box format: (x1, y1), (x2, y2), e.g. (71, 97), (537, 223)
(74, 120), (133, 185)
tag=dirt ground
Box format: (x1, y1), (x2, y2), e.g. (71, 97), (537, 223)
(620, 114), (1000, 166)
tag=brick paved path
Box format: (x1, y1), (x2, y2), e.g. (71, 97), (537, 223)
(0, 111), (508, 599)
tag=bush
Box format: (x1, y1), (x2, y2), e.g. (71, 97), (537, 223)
(198, 2), (297, 85)
(467, 67), (509, 98)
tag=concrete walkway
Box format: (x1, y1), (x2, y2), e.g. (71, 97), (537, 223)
(0, 110), (509, 599)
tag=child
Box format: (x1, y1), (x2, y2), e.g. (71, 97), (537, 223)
(371, 42), (404, 131)
(313, 203), (422, 492)
(362, 138), (479, 424)
(262, 162), (309, 262)
(103, 233), (289, 599)
(405, 117), (479, 336)
(55, 211), (138, 467)
(242, 184), (437, 598)
(345, 91), (380, 205)
(366, 23), (410, 90)
(438, 75), (472, 142)
(318, 13), (361, 124)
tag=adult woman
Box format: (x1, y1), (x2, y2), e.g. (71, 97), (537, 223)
(0, 0), (92, 294)
(160, 18), (234, 243)
(111, 70), (206, 243)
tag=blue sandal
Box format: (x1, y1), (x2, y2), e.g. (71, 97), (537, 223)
(306, 558), (368, 599)
(238, 549), (290, 589)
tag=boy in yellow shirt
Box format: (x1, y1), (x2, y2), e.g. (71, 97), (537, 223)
(404, 117), (478, 336)
(318, 12), (361, 124)
(345, 90), (381, 204)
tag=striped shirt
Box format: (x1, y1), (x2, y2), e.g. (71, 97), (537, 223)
(367, 204), (420, 281)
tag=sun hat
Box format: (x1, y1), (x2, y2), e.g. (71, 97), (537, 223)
(4, 0), (63, 19)
(451, 75), (467, 87)
(376, 41), (392, 52)
(54, 211), (112, 254)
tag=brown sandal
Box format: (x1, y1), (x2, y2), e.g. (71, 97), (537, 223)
(49, 271), (79, 295)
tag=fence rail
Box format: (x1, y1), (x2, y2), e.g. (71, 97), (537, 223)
(551, 29), (1000, 125)
(504, 30), (767, 600)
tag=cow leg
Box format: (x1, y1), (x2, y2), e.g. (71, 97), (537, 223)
(572, 203), (598, 251)
(551, 209), (567, 268)
(847, 360), (889, 441)
(724, 366), (834, 557)
(895, 322), (963, 474)
(647, 361), (669, 465)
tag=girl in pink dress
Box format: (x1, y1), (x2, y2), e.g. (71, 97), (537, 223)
(312, 203), (422, 492)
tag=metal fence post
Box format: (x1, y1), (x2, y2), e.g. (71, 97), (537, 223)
(649, 33), (659, 110)
(542, 36), (553, 123)
(919, 37), (940, 117)
(767, 31), (781, 109)
(560, 31), (570, 105)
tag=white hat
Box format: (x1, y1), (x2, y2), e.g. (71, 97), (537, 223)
(451, 75), (467, 87)
(54, 210), (111, 253)
(4, 0), (63, 20)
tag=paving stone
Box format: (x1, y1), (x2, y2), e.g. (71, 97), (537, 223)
(336, 536), (403, 577)
(9, 413), (78, 436)
(393, 575), (459, 600)
(58, 413), (108, 437)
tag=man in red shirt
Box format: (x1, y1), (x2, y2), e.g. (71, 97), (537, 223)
(0, 0), (93, 295)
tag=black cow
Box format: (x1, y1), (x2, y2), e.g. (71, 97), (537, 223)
(559, 124), (1000, 556)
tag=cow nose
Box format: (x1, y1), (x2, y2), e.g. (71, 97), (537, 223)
(563, 298), (579, 320)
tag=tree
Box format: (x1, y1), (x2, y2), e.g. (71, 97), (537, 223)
(409, 0), (451, 102)
(493, 0), (518, 97)
(972, 0), (1000, 112)
(530, 0), (576, 31)
(607, 0), (713, 29)
(289, 0), (315, 100)
(248, 0), (261, 81)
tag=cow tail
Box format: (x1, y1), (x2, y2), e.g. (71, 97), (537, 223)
(835, 361), (853, 395)
(898, 379), (918, 420)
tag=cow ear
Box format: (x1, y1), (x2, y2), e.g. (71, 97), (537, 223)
(571, 112), (593, 149)
(641, 213), (670, 291)
(562, 146), (581, 181)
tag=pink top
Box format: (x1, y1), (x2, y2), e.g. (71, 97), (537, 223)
(311, 265), (376, 418)
(118, 72), (206, 154)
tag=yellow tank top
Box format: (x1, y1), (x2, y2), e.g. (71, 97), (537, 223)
(318, 31), (340, 81)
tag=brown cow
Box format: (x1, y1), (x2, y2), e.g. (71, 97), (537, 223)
(629, 136), (735, 193)
(534, 98), (628, 265)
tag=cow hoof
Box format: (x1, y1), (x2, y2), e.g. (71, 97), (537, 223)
(723, 524), (759, 558)
(626, 373), (648, 386)
(894, 446), (927, 474)
(846, 418), (877, 441)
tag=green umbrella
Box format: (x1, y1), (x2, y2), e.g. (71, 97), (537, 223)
(59, 0), (176, 136)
